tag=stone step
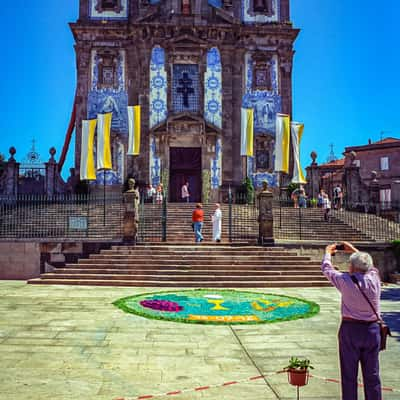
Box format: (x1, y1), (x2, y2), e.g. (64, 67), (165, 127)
(28, 278), (331, 288)
(55, 268), (323, 276)
(72, 260), (320, 268)
(40, 273), (326, 282)
(64, 263), (321, 271)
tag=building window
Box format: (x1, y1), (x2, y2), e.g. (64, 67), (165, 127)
(95, 0), (122, 13)
(253, 0), (273, 14)
(380, 156), (389, 171)
(354, 159), (360, 167)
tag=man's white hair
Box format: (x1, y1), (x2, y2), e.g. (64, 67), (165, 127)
(349, 252), (373, 272)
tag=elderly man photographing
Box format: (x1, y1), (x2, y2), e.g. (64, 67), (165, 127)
(322, 242), (382, 400)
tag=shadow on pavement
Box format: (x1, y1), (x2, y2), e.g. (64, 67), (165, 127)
(381, 286), (400, 301)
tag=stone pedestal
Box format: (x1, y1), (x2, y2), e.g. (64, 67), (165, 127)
(257, 190), (274, 245)
(123, 192), (139, 244)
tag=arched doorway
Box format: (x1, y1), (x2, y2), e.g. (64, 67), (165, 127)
(169, 147), (202, 202)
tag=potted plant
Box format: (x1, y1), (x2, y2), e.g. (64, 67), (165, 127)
(284, 357), (313, 387)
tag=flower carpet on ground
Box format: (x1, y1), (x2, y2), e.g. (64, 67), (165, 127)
(113, 289), (320, 325)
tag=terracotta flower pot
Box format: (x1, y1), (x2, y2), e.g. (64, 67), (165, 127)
(287, 368), (309, 387)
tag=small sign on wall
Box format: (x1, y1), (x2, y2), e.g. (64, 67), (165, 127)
(68, 216), (88, 231)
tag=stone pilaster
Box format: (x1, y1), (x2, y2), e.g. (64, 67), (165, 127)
(74, 43), (91, 177)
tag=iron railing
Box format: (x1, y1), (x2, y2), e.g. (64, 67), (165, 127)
(228, 189), (259, 242)
(274, 199), (400, 242)
(0, 194), (124, 240)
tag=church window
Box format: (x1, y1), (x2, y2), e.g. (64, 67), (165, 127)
(253, 0), (273, 14)
(95, 0), (122, 13)
(173, 65), (200, 113)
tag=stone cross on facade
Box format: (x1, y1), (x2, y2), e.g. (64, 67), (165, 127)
(177, 72), (194, 108)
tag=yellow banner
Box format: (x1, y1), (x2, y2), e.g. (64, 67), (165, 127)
(128, 105), (141, 155)
(291, 122), (307, 184)
(241, 108), (254, 157)
(80, 119), (97, 181)
(275, 113), (290, 174)
(97, 113), (112, 170)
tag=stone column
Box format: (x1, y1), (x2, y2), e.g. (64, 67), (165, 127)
(305, 151), (319, 200)
(369, 171), (380, 215)
(45, 148), (57, 196)
(257, 183), (274, 245)
(4, 147), (19, 196)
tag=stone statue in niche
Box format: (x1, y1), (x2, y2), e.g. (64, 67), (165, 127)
(96, 0), (122, 13)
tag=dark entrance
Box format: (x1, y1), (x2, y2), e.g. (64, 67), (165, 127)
(169, 147), (201, 202)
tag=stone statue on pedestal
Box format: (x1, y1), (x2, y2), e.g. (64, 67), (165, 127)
(123, 178), (140, 244)
(257, 180), (274, 245)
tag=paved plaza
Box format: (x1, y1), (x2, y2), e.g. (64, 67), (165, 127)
(0, 281), (399, 400)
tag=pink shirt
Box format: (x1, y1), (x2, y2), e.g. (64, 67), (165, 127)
(321, 254), (381, 321)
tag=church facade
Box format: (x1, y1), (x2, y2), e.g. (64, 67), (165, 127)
(71, 0), (298, 201)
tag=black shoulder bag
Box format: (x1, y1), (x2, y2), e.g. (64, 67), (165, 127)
(350, 275), (391, 351)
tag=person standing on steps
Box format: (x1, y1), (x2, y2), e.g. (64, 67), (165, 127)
(181, 181), (190, 203)
(156, 183), (163, 204)
(322, 192), (331, 222)
(192, 203), (204, 243)
(322, 241), (382, 400)
(211, 203), (222, 243)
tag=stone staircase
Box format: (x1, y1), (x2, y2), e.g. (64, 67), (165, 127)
(0, 196), (124, 240)
(273, 207), (374, 242)
(28, 244), (330, 287)
(138, 203), (236, 243)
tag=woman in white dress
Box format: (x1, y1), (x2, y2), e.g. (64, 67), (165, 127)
(211, 203), (222, 242)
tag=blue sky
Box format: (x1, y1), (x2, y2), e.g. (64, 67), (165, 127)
(1, 0), (399, 178)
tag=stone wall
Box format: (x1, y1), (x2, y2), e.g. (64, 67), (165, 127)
(287, 242), (398, 282)
(0, 242), (41, 280)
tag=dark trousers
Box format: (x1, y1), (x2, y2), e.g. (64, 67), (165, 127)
(338, 321), (381, 400)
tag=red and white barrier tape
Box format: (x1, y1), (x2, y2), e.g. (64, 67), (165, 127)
(114, 370), (399, 400)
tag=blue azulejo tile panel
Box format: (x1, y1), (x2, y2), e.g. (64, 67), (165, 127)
(88, 91), (128, 134)
(242, 92), (281, 135)
(241, 0), (279, 23)
(149, 136), (161, 186)
(88, 50), (128, 134)
(211, 138), (223, 189)
(251, 172), (278, 188)
(204, 48), (222, 129)
(89, 0), (129, 20)
(243, 52), (281, 135)
(150, 47), (168, 128)
(172, 64), (200, 113)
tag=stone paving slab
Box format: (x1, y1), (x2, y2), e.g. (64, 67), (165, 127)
(0, 281), (399, 400)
